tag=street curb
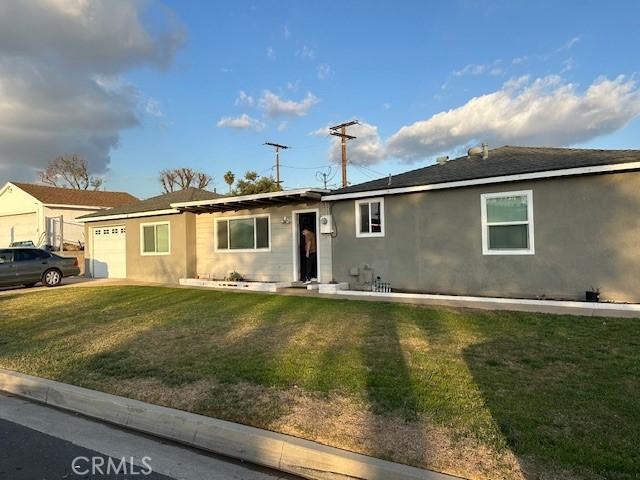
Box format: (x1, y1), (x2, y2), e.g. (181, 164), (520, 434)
(0, 368), (457, 480)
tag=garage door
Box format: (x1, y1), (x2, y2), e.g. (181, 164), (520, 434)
(91, 225), (126, 278)
(0, 212), (38, 247)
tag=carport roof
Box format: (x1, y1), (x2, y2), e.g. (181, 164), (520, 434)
(171, 188), (329, 213)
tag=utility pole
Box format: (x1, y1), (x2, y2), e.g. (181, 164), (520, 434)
(264, 142), (289, 186)
(329, 120), (358, 188)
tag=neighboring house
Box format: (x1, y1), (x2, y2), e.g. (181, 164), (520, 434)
(0, 182), (138, 248)
(79, 188), (223, 281)
(80, 145), (640, 303)
(323, 146), (640, 302)
(79, 187), (330, 283)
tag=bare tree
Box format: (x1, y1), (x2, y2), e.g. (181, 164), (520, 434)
(159, 169), (179, 193)
(39, 155), (104, 190)
(159, 168), (213, 193)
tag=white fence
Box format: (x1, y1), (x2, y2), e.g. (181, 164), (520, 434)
(45, 216), (84, 250)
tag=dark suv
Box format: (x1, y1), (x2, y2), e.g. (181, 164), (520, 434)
(0, 248), (81, 288)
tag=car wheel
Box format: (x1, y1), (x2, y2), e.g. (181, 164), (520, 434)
(42, 269), (62, 287)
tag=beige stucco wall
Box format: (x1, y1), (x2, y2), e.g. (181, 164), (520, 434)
(196, 202), (333, 283)
(84, 212), (196, 283)
(330, 172), (640, 302)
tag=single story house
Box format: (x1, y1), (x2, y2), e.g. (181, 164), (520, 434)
(0, 182), (137, 248)
(80, 146), (640, 303)
(79, 187), (331, 283)
(323, 146), (640, 302)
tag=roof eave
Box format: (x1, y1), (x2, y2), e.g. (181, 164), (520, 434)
(321, 161), (640, 201)
(170, 188), (329, 212)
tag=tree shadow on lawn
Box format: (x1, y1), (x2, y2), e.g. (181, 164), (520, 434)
(463, 315), (640, 479)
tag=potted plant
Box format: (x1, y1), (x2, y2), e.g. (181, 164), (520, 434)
(585, 287), (600, 303)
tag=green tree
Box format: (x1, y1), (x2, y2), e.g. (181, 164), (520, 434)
(232, 170), (281, 196)
(223, 170), (235, 193)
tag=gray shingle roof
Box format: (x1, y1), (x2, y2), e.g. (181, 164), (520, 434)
(329, 146), (640, 195)
(79, 188), (223, 219)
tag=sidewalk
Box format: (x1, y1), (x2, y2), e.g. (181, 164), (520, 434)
(4, 275), (639, 318)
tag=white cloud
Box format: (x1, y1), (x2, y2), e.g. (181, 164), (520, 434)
(297, 45), (315, 60)
(216, 114), (265, 131)
(234, 90), (254, 107)
(267, 47), (275, 59)
(144, 98), (163, 117)
(277, 121), (288, 132)
(560, 57), (575, 73)
(315, 122), (386, 166)
(258, 90), (319, 118)
(383, 103), (391, 110)
(512, 55), (528, 65)
(558, 35), (581, 52)
(283, 25), (291, 39)
(387, 75), (640, 162)
(317, 63), (334, 80)
(454, 60), (503, 77)
(0, 0), (185, 180)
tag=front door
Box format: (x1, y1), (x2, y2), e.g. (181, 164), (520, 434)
(295, 211), (318, 282)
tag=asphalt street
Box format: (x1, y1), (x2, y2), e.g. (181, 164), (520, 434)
(0, 393), (297, 480)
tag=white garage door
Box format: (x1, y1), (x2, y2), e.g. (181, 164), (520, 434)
(0, 212), (38, 247)
(91, 225), (126, 278)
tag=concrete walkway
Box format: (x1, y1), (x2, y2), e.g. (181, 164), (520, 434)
(3, 275), (639, 318)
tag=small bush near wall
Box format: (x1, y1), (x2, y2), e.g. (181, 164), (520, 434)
(225, 271), (244, 281)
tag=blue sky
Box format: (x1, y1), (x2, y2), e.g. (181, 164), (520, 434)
(0, 1), (639, 197)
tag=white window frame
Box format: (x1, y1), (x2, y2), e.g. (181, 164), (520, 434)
(481, 190), (534, 255)
(355, 197), (385, 238)
(139, 221), (171, 256)
(214, 214), (271, 253)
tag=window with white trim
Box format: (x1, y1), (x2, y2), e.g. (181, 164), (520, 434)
(215, 215), (270, 251)
(481, 190), (534, 255)
(355, 198), (384, 238)
(141, 222), (170, 255)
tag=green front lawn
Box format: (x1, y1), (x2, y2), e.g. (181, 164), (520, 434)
(1, 286), (638, 479)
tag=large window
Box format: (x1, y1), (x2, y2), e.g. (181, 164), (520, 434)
(140, 222), (170, 255)
(216, 215), (270, 251)
(481, 190), (534, 255)
(355, 198), (384, 238)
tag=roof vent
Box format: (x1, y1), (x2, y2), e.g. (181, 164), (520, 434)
(468, 143), (489, 159)
(468, 146), (483, 157)
(436, 155), (449, 165)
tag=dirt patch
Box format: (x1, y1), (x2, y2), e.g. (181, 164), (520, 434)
(104, 378), (525, 480)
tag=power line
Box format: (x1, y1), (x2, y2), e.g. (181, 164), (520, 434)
(280, 163), (334, 170)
